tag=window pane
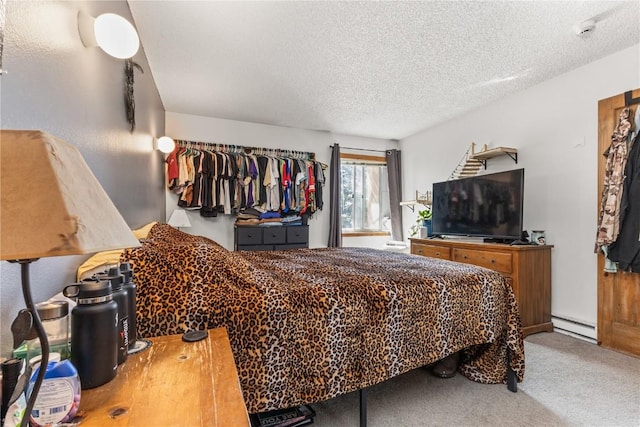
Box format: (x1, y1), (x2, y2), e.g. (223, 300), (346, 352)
(380, 167), (390, 232)
(354, 165), (364, 230)
(341, 165), (354, 229)
(340, 161), (389, 233)
(363, 166), (380, 230)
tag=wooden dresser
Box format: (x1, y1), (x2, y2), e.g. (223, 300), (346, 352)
(410, 238), (553, 337)
(79, 328), (249, 426)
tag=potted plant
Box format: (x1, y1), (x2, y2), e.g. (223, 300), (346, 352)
(409, 207), (432, 237)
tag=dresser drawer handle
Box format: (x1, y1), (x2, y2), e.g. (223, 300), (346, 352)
(247, 234), (253, 238)
(463, 255), (468, 259)
(272, 233), (277, 238)
(417, 249), (423, 254)
(435, 251), (440, 256)
(490, 259), (495, 264)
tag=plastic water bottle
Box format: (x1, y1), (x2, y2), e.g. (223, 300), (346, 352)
(28, 359), (81, 427)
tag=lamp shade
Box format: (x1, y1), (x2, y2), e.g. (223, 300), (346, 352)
(156, 136), (175, 154)
(0, 130), (141, 260)
(78, 11), (140, 59)
(167, 209), (191, 228)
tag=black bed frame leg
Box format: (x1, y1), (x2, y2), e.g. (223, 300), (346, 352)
(506, 349), (517, 393)
(359, 388), (367, 427)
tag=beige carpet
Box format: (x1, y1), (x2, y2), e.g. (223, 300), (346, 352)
(311, 332), (640, 426)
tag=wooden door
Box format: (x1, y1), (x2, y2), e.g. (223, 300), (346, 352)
(597, 88), (640, 357)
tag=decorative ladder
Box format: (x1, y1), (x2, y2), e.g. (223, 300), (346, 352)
(449, 143), (518, 180)
(449, 142), (485, 180)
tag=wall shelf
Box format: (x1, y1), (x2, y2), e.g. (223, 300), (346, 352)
(400, 191), (431, 212)
(470, 146), (518, 169)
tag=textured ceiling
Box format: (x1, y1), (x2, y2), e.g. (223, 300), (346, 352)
(128, 1), (640, 140)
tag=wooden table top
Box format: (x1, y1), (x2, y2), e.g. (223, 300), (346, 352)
(77, 328), (250, 427)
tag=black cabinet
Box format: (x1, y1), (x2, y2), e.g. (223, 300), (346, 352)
(234, 225), (309, 251)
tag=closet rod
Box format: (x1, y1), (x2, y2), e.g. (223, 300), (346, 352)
(332, 145), (390, 154)
(174, 139), (315, 160)
(624, 91), (640, 106)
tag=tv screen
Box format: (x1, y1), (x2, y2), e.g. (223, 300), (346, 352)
(431, 169), (524, 241)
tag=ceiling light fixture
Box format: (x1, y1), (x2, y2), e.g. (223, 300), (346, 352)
(574, 19), (596, 36)
(78, 11), (140, 59)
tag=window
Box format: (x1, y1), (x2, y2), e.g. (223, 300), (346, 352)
(340, 154), (390, 234)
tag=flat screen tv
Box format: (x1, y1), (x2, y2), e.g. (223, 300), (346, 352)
(431, 168), (524, 242)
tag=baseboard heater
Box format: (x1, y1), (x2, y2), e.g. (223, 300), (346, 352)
(552, 315), (597, 343)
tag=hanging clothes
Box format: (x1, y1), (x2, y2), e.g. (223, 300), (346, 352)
(307, 162), (316, 210)
(257, 156), (268, 206)
(168, 141), (324, 219)
(188, 150), (203, 208)
(608, 118), (640, 271)
(200, 151), (217, 218)
(166, 145), (180, 190)
(595, 107), (632, 252)
(234, 154), (246, 211)
(314, 161), (325, 211)
(218, 152), (235, 215)
(281, 159), (291, 213)
(267, 157), (281, 211)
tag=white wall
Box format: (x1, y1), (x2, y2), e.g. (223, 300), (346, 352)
(400, 44), (640, 338)
(0, 1), (166, 356)
(165, 112), (397, 249)
(343, 235), (393, 249)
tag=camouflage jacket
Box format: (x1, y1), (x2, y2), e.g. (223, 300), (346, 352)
(595, 107), (632, 252)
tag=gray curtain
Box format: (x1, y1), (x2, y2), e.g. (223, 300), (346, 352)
(386, 149), (403, 241)
(328, 144), (342, 247)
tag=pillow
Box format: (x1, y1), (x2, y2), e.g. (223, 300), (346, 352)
(132, 221), (158, 239)
(76, 221), (158, 280)
(76, 249), (122, 281)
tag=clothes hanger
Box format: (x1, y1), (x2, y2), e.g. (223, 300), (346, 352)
(625, 91), (640, 106)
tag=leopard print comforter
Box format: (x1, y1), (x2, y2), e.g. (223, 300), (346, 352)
(122, 224), (524, 413)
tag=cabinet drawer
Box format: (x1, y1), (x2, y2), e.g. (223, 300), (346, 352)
(237, 245), (272, 251)
(411, 243), (451, 260)
(236, 227), (262, 245)
(263, 227), (286, 244)
(452, 248), (512, 274)
(286, 226), (309, 244)
(276, 243), (307, 250)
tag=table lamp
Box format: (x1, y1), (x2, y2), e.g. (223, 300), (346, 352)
(0, 130), (141, 427)
(167, 209), (191, 230)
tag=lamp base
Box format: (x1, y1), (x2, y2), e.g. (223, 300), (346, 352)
(9, 260), (49, 427)
(77, 11), (97, 47)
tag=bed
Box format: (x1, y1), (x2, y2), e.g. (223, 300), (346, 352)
(121, 223), (525, 414)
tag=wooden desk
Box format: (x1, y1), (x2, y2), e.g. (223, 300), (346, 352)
(78, 328), (249, 426)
